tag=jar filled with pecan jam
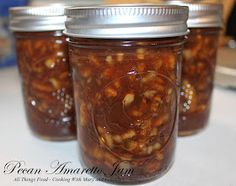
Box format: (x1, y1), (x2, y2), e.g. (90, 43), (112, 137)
(168, 2), (223, 136)
(9, 6), (76, 140)
(64, 5), (188, 183)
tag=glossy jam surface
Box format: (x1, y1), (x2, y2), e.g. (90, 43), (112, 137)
(179, 28), (220, 136)
(15, 31), (76, 140)
(69, 37), (185, 183)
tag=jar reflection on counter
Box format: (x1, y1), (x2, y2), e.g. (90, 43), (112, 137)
(10, 7), (76, 140)
(64, 5), (189, 183)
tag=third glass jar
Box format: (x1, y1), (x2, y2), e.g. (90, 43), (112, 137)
(175, 3), (223, 136)
(10, 6), (76, 140)
(64, 5), (188, 183)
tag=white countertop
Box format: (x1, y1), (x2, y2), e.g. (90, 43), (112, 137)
(0, 67), (236, 186)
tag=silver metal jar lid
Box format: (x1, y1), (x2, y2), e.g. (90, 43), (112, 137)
(64, 4), (189, 39)
(167, 1), (223, 28)
(29, 0), (103, 6)
(9, 6), (66, 32)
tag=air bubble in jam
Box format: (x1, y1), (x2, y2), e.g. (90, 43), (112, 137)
(31, 100), (36, 106)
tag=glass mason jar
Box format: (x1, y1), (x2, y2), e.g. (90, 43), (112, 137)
(64, 5), (188, 183)
(170, 3), (223, 136)
(9, 7), (76, 140)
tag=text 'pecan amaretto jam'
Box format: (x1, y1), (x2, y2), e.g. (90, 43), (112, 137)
(64, 5), (188, 183)
(9, 6), (76, 140)
(168, 2), (223, 136)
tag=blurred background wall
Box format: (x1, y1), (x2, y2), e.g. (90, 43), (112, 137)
(0, 0), (235, 68)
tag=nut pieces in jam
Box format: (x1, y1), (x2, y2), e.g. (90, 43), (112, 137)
(65, 5), (188, 183)
(179, 28), (220, 135)
(14, 31), (76, 140)
(10, 6), (76, 140)
(68, 37), (184, 183)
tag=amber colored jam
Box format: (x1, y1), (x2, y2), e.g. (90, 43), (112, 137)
(68, 37), (185, 183)
(14, 31), (76, 140)
(179, 28), (220, 136)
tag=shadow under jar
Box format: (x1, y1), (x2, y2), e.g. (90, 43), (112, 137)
(64, 5), (188, 183)
(9, 6), (76, 140)
(172, 3), (223, 136)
